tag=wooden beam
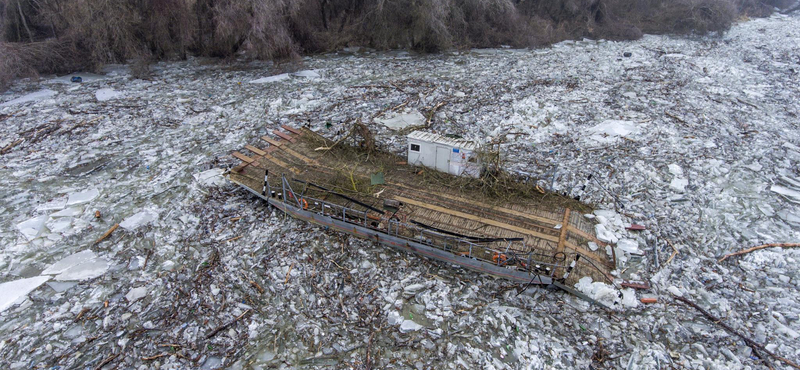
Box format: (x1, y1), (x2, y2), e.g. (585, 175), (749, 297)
(232, 152), (254, 163)
(261, 136), (282, 147)
(273, 130), (295, 142)
(244, 145), (266, 156)
(232, 163), (248, 172)
(281, 125), (302, 135)
(556, 208), (571, 254)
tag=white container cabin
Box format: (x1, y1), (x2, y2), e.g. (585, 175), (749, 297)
(406, 131), (482, 178)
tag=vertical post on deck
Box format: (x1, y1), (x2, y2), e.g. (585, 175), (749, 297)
(281, 174), (287, 203)
(262, 169), (269, 196)
(556, 208), (571, 256)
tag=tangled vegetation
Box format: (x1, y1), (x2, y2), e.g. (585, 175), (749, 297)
(0, 0), (795, 89)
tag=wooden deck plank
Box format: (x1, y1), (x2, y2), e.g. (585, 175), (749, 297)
(261, 136), (283, 147)
(273, 130), (295, 142)
(232, 163), (248, 172)
(244, 145), (266, 156)
(232, 151), (254, 163)
(281, 125), (302, 135)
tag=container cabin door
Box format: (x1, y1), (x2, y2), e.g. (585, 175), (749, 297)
(435, 146), (450, 173)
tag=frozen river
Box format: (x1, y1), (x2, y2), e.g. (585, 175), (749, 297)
(1, 12), (799, 370)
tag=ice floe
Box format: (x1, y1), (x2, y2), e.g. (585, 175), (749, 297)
(0, 89), (57, 107)
(0, 276), (51, 312)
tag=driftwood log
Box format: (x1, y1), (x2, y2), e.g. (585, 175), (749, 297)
(674, 295), (800, 370)
(718, 243), (800, 262)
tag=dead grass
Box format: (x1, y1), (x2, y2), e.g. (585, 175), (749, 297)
(299, 128), (592, 213)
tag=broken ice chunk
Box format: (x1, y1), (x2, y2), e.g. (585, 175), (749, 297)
(667, 286), (683, 297)
(194, 168), (226, 187)
(399, 320), (424, 333)
(119, 209), (159, 230)
(66, 188), (100, 206)
(667, 164), (683, 177)
(616, 239), (640, 254)
(669, 178), (688, 193)
(16, 215), (48, 241)
(375, 109), (425, 130)
(290, 70), (321, 78)
(771, 185), (800, 203)
(594, 224), (618, 244)
(250, 73), (290, 84)
(42, 250), (97, 275)
(388, 311), (404, 326)
(51, 207), (84, 217)
(54, 258), (109, 281)
(620, 288), (638, 308)
(36, 197), (67, 212)
(585, 120), (638, 145)
(0, 89), (57, 107)
(95, 88), (122, 101)
(403, 283), (427, 298)
(0, 276), (51, 312)
(46, 217), (73, 234)
(47, 281), (78, 293)
(126, 287), (149, 302)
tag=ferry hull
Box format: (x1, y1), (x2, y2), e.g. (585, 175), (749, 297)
(234, 180), (553, 286)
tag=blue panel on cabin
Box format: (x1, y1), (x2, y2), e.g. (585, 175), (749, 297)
(453, 148), (459, 153)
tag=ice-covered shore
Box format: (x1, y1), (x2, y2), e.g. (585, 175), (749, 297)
(0, 13), (798, 370)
